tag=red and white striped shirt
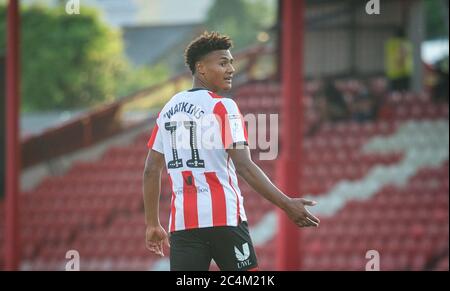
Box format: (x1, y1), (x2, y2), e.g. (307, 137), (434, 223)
(147, 88), (248, 232)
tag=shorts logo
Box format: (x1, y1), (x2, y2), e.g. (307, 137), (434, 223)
(234, 243), (250, 261)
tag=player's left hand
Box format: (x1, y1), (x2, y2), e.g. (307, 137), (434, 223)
(284, 198), (320, 228)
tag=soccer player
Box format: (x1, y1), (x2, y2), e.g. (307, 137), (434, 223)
(143, 32), (320, 271)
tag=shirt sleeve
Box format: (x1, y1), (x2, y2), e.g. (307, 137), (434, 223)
(146, 118), (164, 153)
(213, 98), (248, 149)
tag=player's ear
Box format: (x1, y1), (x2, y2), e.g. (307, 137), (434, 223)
(196, 61), (205, 75)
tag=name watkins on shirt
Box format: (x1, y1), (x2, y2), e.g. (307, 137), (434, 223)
(163, 101), (205, 120)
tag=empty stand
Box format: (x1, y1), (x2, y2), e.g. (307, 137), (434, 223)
(1, 80), (447, 271)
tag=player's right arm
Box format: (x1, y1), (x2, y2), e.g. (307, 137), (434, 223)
(143, 148), (170, 256)
(143, 117), (170, 256)
(228, 146), (320, 228)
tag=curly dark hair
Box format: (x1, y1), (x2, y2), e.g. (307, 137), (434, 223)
(184, 31), (233, 74)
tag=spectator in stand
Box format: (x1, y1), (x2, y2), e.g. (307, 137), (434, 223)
(307, 84), (329, 136)
(350, 79), (377, 123)
(323, 78), (350, 122)
(385, 28), (413, 92)
(431, 56), (449, 102)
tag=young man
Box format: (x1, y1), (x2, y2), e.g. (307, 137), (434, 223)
(143, 32), (320, 271)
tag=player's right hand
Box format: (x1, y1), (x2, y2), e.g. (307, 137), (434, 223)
(284, 198), (320, 228)
(145, 224), (170, 256)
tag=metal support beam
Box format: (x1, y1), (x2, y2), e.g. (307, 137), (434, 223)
(277, 0), (304, 271)
(5, 0), (21, 271)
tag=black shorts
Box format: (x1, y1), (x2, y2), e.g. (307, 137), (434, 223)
(169, 221), (258, 271)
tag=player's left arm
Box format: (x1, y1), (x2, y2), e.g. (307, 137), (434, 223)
(228, 146), (320, 228)
(220, 98), (318, 227)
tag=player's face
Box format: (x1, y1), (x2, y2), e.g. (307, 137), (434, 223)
(198, 50), (235, 92)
